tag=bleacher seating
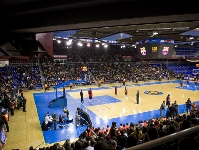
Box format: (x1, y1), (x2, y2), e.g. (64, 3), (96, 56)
(175, 48), (199, 58)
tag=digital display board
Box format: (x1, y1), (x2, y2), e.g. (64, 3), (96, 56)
(136, 44), (151, 59)
(150, 44), (159, 58)
(157, 44), (174, 58)
(136, 38), (174, 59)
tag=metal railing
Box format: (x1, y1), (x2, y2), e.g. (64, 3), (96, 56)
(126, 125), (199, 150)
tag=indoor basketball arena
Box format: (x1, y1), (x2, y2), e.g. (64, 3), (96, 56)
(1, 1), (199, 150)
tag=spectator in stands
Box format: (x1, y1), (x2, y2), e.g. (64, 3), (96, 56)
(44, 83), (48, 92)
(107, 139), (118, 150)
(94, 141), (106, 150)
(110, 122), (118, 138)
(126, 134), (137, 148)
(192, 101), (197, 111)
(117, 130), (127, 149)
(132, 127), (142, 143)
(178, 137), (199, 150)
(146, 126), (168, 150)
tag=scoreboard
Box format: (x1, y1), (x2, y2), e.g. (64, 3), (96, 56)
(136, 38), (174, 59)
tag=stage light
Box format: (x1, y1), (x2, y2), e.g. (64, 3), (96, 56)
(87, 43), (90, 47)
(121, 45), (125, 48)
(66, 41), (72, 45)
(153, 31), (158, 35)
(104, 44), (108, 48)
(77, 42), (83, 46)
(132, 44), (136, 48)
(57, 40), (61, 43)
(189, 37), (194, 40)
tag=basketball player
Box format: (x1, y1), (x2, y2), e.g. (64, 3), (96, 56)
(88, 88), (92, 103)
(194, 79), (198, 87)
(186, 77), (189, 87)
(167, 73), (170, 80)
(124, 86), (128, 98)
(80, 90), (84, 103)
(180, 80), (183, 88)
(123, 78), (126, 86)
(115, 85), (118, 97)
(136, 90), (139, 104)
(166, 94), (171, 107)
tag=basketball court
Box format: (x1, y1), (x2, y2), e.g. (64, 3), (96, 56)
(4, 79), (199, 150)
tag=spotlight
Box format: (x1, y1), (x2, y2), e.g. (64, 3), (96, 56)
(189, 37), (194, 40)
(104, 44), (108, 48)
(153, 31), (158, 35)
(96, 44), (99, 48)
(66, 41), (72, 45)
(57, 40), (61, 43)
(77, 42), (83, 46)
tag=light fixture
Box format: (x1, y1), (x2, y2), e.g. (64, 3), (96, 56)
(189, 37), (194, 40)
(175, 45), (177, 47)
(153, 31), (158, 35)
(57, 40), (61, 43)
(104, 44), (108, 48)
(66, 41), (72, 45)
(87, 43), (90, 47)
(77, 42), (83, 46)
(96, 44), (99, 48)
(121, 45), (125, 48)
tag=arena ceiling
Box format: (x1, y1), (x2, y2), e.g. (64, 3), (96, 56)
(1, 0), (199, 45)
(71, 21), (199, 44)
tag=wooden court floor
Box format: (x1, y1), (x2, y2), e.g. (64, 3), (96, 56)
(4, 80), (199, 150)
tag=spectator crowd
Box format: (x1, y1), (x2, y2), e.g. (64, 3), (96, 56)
(0, 45), (198, 150)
